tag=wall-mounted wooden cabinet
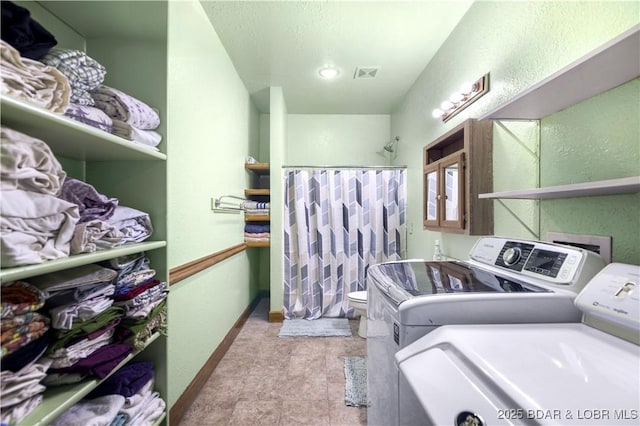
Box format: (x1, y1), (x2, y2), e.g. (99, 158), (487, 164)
(423, 119), (493, 235)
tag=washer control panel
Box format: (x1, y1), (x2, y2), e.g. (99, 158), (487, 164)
(470, 237), (588, 285)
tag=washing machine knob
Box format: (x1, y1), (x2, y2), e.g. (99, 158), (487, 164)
(456, 411), (485, 426)
(502, 247), (522, 266)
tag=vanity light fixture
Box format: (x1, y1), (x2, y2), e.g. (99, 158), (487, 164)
(432, 73), (490, 122)
(319, 66), (339, 79)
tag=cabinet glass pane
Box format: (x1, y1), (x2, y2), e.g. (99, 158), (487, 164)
(426, 171), (438, 220)
(444, 164), (459, 221)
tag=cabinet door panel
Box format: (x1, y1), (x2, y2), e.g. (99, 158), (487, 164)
(423, 163), (439, 228)
(440, 153), (465, 230)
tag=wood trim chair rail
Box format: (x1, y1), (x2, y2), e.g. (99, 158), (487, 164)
(169, 243), (247, 285)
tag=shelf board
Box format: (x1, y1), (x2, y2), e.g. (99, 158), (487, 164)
(0, 241), (167, 283)
(481, 24), (640, 120)
(479, 176), (640, 200)
(18, 333), (162, 426)
(245, 189), (270, 196)
(245, 241), (270, 248)
(0, 95), (166, 161)
(244, 163), (270, 175)
(245, 215), (270, 222)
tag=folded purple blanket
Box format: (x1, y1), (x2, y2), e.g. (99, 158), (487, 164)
(59, 177), (118, 223)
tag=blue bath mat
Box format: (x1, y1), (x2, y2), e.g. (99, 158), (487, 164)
(278, 318), (352, 337)
(344, 356), (368, 406)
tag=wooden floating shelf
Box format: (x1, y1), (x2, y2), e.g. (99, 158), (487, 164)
(245, 241), (270, 248)
(244, 162), (270, 175)
(245, 215), (270, 222)
(481, 24), (640, 120)
(479, 176), (640, 200)
(245, 189), (270, 196)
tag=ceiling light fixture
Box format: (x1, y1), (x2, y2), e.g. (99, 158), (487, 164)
(319, 66), (339, 79)
(432, 73), (490, 122)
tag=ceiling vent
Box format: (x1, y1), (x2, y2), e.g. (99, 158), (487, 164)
(353, 66), (379, 79)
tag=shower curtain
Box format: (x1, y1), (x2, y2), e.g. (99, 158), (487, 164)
(283, 168), (406, 319)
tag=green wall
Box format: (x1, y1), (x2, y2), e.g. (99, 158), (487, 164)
(166, 0), (260, 408)
(391, 1), (640, 262)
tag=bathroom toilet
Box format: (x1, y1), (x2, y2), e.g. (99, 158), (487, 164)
(347, 291), (368, 338)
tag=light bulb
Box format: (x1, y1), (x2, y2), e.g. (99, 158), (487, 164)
(319, 66), (339, 79)
(432, 108), (444, 118)
(450, 92), (464, 103)
(459, 82), (473, 95)
(440, 100), (454, 111)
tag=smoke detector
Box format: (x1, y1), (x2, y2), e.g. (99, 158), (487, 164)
(353, 66), (379, 79)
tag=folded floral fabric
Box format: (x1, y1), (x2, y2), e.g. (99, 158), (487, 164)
(49, 394), (125, 426)
(41, 48), (106, 106)
(1, 317), (49, 358)
(0, 281), (46, 319)
(1, 312), (49, 346)
(1, 1), (57, 60)
(64, 103), (113, 133)
(111, 119), (161, 148)
(0, 189), (79, 267)
(1, 126), (67, 196)
(91, 85), (160, 130)
(116, 303), (166, 351)
(0, 39), (70, 112)
(70, 220), (124, 254)
(59, 177), (118, 223)
(106, 206), (153, 243)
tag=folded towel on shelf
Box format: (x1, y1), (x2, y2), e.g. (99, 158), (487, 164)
(244, 223), (270, 234)
(1, 126), (67, 196)
(87, 361), (154, 399)
(70, 220), (125, 254)
(64, 103), (113, 133)
(49, 394), (125, 426)
(106, 206), (153, 244)
(0, 189), (79, 267)
(41, 48), (106, 106)
(244, 232), (270, 239)
(111, 119), (162, 148)
(47, 342), (132, 380)
(91, 85), (160, 130)
(243, 201), (269, 209)
(1, 1), (57, 60)
(59, 177), (118, 223)
(0, 40), (70, 112)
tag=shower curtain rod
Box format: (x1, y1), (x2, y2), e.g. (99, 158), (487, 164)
(282, 165), (407, 170)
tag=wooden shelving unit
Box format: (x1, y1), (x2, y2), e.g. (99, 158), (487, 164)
(244, 163), (270, 247)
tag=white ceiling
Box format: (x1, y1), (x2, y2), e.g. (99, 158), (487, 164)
(201, 1), (474, 114)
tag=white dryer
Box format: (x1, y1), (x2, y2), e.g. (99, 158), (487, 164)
(395, 262), (640, 426)
(366, 237), (606, 426)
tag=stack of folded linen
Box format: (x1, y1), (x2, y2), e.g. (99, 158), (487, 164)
(0, 40), (70, 112)
(91, 85), (162, 150)
(51, 362), (165, 426)
(244, 223), (270, 243)
(0, 127), (79, 267)
(40, 48), (106, 107)
(0, 280), (52, 424)
(23, 264), (131, 386)
(244, 200), (270, 219)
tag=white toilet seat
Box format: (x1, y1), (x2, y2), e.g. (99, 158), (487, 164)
(348, 291), (367, 302)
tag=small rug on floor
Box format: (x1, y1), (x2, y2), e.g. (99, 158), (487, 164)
(344, 356), (368, 407)
(278, 318), (353, 337)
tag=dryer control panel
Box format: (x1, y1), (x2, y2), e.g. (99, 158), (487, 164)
(469, 237), (604, 288)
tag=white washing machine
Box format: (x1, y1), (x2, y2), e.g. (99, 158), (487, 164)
(395, 262), (640, 426)
(366, 237), (606, 426)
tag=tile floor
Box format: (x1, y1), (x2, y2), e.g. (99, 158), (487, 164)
(179, 298), (368, 426)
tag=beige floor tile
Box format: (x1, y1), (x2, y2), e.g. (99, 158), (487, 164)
(228, 400), (282, 426)
(280, 400), (330, 426)
(238, 372), (288, 400)
(287, 354), (327, 377)
(328, 400), (367, 426)
(280, 374), (329, 400)
(180, 399), (236, 426)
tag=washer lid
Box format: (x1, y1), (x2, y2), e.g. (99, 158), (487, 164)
(396, 323), (640, 425)
(368, 260), (549, 306)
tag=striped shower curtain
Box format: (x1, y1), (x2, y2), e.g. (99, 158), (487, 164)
(283, 168), (406, 319)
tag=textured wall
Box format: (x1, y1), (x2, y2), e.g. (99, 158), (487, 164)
(287, 114), (392, 166)
(391, 1), (640, 261)
(166, 0), (259, 407)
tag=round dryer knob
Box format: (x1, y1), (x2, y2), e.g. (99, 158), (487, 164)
(456, 411), (485, 426)
(502, 247), (522, 266)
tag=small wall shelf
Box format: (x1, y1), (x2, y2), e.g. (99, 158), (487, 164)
(244, 163), (270, 247)
(479, 176), (640, 200)
(245, 241), (270, 248)
(244, 162), (270, 175)
(481, 24), (640, 120)
(245, 188), (270, 196)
